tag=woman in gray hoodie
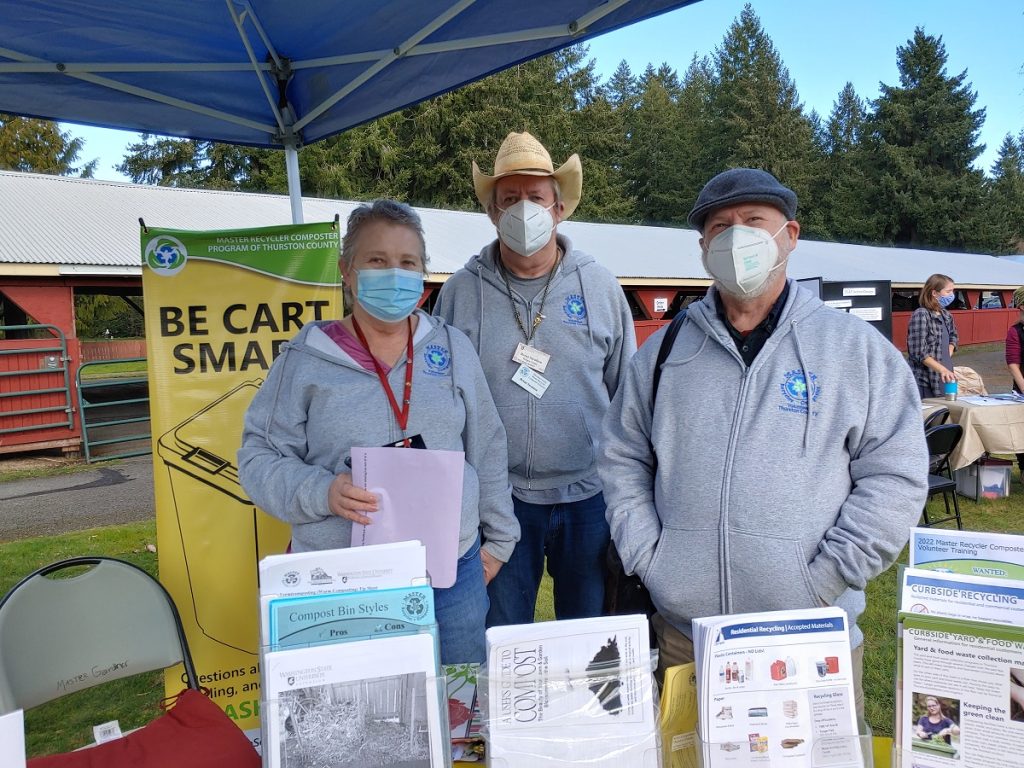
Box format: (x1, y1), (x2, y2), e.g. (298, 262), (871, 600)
(238, 200), (519, 663)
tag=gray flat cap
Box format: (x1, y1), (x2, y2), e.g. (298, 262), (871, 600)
(687, 168), (797, 231)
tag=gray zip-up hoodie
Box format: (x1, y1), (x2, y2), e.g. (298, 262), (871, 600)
(237, 311), (519, 563)
(434, 236), (637, 493)
(598, 281), (928, 647)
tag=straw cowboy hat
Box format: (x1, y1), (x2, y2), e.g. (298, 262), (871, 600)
(472, 131), (583, 219)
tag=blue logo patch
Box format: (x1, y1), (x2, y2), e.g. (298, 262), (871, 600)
(779, 369), (820, 414)
(563, 294), (587, 325)
(423, 344), (451, 376)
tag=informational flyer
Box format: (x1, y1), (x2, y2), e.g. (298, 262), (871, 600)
(899, 614), (1024, 767)
(484, 614), (659, 767)
(901, 568), (1024, 626)
(263, 633), (446, 768)
(910, 528), (1024, 580)
(0, 709), (25, 768)
(693, 608), (860, 768)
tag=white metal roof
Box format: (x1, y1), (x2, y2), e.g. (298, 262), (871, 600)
(3, 170), (1023, 288)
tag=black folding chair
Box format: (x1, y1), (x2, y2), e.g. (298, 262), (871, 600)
(923, 406), (950, 431)
(922, 423), (964, 529)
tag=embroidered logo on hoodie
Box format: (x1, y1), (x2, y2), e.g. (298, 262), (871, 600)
(779, 370), (820, 415)
(423, 344), (451, 376)
(563, 294), (587, 326)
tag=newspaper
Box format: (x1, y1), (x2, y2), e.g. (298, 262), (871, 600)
(693, 607), (861, 767)
(899, 613), (1024, 767)
(484, 614), (659, 766)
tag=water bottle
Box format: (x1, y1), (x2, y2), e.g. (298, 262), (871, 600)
(944, 379), (958, 401)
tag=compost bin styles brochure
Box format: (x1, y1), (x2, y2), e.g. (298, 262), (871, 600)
(693, 607), (861, 768)
(484, 614), (659, 767)
(263, 633), (446, 768)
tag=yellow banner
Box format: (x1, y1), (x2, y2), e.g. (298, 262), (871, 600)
(141, 222), (341, 746)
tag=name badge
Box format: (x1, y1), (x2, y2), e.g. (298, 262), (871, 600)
(512, 364), (550, 399)
(512, 342), (551, 373)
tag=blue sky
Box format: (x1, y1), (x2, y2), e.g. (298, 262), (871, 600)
(69, 0), (1023, 182)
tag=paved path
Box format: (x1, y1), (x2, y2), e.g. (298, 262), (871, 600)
(0, 455), (154, 542)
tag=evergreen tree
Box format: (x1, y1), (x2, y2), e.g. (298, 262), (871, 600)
(984, 133), (1024, 252)
(863, 28), (987, 249)
(708, 5), (824, 234)
(0, 115), (95, 176)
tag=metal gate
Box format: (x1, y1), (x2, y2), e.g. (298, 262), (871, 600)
(0, 324), (76, 450)
(76, 358), (151, 463)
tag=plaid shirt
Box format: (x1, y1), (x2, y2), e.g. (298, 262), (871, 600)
(907, 307), (958, 396)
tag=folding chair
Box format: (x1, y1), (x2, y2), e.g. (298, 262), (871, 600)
(0, 557), (258, 766)
(922, 424), (964, 529)
(922, 406), (950, 431)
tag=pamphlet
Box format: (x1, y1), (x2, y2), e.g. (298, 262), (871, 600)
(484, 614), (659, 766)
(350, 447), (464, 588)
(267, 585), (435, 649)
(263, 633), (446, 768)
(900, 567), (1024, 626)
(693, 607), (861, 768)
(0, 709), (25, 768)
(659, 662), (699, 768)
(909, 527), (1024, 580)
(899, 613), (1024, 767)
(445, 663), (484, 762)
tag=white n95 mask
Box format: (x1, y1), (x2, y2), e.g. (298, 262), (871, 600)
(497, 199), (556, 257)
(703, 223), (789, 297)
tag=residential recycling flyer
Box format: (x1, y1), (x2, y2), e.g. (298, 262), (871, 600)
(900, 614), (1024, 767)
(141, 223), (342, 746)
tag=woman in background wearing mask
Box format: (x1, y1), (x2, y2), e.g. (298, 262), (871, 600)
(907, 273), (958, 399)
(238, 200), (519, 664)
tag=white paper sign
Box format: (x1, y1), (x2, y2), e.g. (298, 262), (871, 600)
(824, 299), (853, 309)
(654, 297), (669, 313)
(850, 306), (882, 321)
(843, 287), (876, 296)
(0, 709), (26, 768)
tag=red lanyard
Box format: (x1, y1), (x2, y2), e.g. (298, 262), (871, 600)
(351, 316), (414, 447)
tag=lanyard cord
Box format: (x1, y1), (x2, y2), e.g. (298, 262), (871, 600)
(351, 315), (414, 447)
(498, 250), (561, 345)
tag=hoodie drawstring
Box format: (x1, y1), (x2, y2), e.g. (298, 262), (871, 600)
(791, 320), (813, 456)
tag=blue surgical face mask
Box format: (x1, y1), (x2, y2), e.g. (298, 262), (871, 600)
(937, 293), (955, 309)
(355, 267), (424, 322)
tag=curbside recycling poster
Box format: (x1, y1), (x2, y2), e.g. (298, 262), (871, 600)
(141, 222), (342, 748)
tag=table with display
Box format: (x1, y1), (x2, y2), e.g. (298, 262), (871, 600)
(922, 396), (1024, 471)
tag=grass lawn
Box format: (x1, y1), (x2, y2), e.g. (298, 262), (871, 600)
(79, 360), (147, 378)
(4, 480), (1022, 756)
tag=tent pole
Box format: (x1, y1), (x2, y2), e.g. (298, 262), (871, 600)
(285, 145), (303, 224)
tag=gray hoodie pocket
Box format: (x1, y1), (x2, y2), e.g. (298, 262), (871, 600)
(495, 403), (529, 475)
(529, 400), (595, 479)
(644, 526), (723, 624)
(727, 530), (819, 614)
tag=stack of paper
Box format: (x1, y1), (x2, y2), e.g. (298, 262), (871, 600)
(693, 607), (861, 767)
(484, 614), (659, 767)
(258, 541), (449, 767)
(896, 528), (1024, 767)
(263, 633), (446, 768)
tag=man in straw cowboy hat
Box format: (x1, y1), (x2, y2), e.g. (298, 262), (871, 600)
(435, 131), (636, 626)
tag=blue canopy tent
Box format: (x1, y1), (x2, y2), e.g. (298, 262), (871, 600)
(0, 0), (700, 221)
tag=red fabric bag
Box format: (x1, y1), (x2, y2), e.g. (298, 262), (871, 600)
(28, 689), (260, 768)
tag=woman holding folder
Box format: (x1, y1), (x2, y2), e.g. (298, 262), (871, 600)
(239, 200), (520, 663)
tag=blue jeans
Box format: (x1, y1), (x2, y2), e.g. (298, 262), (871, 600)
(486, 492), (610, 627)
(434, 536), (488, 664)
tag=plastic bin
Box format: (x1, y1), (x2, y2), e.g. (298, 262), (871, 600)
(954, 457), (1012, 500)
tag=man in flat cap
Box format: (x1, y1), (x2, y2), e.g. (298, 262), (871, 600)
(435, 132), (636, 627)
(597, 167), (927, 715)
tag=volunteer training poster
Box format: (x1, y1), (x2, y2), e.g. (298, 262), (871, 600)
(141, 222), (342, 745)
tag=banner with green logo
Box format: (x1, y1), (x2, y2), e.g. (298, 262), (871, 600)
(142, 222), (341, 748)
